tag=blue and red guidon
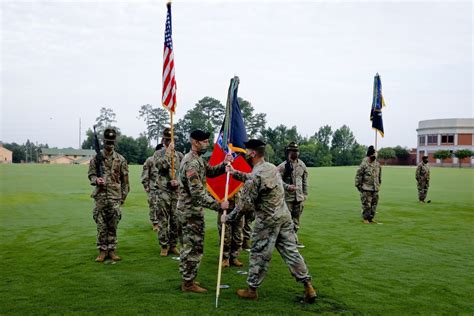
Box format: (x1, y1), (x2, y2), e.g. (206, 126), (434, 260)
(370, 73), (385, 137)
(207, 77), (252, 202)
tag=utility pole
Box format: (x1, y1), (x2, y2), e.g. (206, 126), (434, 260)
(79, 118), (82, 149)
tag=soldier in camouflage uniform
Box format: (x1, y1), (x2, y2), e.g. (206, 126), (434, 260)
(355, 146), (382, 224)
(177, 129), (231, 293)
(416, 155), (431, 203)
(241, 213), (254, 251)
(153, 128), (183, 256)
(88, 128), (130, 262)
(277, 142), (308, 248)
(141, 143), (163, 231)
(223, 139), (317, 303)
(217, 193), (244, 268)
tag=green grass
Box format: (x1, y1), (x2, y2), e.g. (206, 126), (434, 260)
(0, 164), (473, 315)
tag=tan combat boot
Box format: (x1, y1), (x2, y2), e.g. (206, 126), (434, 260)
(237, 287), (258, 300)
(303, 281), (317, 304)
(108, 250), (121, 261)
(152, 224), (159, 232)
(221, 259), (230, 268)
(160, 247), (169, 257)
(231, 258), (243, 267)
(169, 247), (180, 256)
(95, 250), (107, 262)
(363, 219), (370, 224)
(181, 281), (208, 293)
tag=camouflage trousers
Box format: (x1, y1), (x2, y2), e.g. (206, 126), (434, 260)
(217, 210), (243, 259)
(178, 210), (205, 282)
(242, 213), (254, 248)
(156, 190), (180, 248)
(360, 190), (379, 221)
(147, 191), (159, 225)
(247, 216), (311, 288)
(286, 199), (304, 233)
(417, 181), (429, 201)
(93, 198), (122, 251)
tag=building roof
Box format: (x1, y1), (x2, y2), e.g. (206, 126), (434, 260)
(417, 118), (474, 130)
(41, 148), (95, 156)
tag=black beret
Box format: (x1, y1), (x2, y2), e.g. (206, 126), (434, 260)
(286, 141), (299, 152)
(367, 145), (376, 156)
(103, 128), (117, 141)
(244, 139), (266, 149)
(155, 143), (164, 151)
(162, 128), (172, 139)
(190, 129), (211, 141)
(422, 155), (428, 159)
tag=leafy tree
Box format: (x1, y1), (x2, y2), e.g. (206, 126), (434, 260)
(378, 147), (396, 165)
(138, 104), (170, 145)
(454, 149), (473, 167)
(314, 142), (333, 167)
(331, 125), (356, 166)
(299, 143), (317, 167)
(264, 144), (275, 163)
(433, 150), (451, 166)
(350, 142), (367, 165)
(238, 98), (267, 138)
(95, 107), (118, 133)
(262, 125), (301, 165)
(314, 125), (333, 148)
(393, 146), (410, 161)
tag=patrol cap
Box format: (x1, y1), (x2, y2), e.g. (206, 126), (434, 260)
(244, 139), (266, 150)
(103, 128), (117, 143)
(162, 128), (172, 140)
(286, 141), (299, 152)
(366, 145), (376, 156)
(190, 129), (211, 141)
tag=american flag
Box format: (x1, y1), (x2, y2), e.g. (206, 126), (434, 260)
(162, 2), (177, 113)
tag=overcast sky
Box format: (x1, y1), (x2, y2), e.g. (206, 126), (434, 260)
(1, 0), (472, 149)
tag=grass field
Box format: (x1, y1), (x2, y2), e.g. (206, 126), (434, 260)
(0, 164), (473, 315)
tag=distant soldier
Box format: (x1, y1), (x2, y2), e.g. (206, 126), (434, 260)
(355, 146), (382, 224)
(223, 139), (317, 303)
(217, 192), (244, 268)
(88, 128), (130, 262)
(177, 129), (231, 293)
(277, 142), (308, 248)
(416, 155), (431, 203)
(153, 128), (184, 256)
(141, 143), (164, 231)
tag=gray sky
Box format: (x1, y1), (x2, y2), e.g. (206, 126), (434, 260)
(1, 0), (472, 149)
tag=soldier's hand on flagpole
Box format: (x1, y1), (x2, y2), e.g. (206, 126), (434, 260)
(169, 179), (179, 187)
(220, 213), (227, 224)
(220, 200), (229, 210)
(225, 164), (235, 174)
(167, 141), (175, 152)
(224, 153), (234, 163)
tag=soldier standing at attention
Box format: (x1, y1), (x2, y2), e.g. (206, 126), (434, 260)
(416, 155), (431, 203)
(178, 129), (231, 293)
(153, 128), (183, 256)
(88, 128), (130, 262)
(355, 145), (382, 224)
(277, 142), (308, 248)
(223, 139), (317, 303)
(141, 143), (163, 232)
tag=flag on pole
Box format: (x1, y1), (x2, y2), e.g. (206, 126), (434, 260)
(370, 73), (385, 137)
(162, 2), (177, 113)
(206, 77), (252, 202)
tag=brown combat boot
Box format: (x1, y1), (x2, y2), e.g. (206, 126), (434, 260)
(108, 250), (121, 261)
(237, 286), (258, 300)
(181, 281), (208, 293)
(231, 258), (243, 267)
(95, 250), (107, 262)
(221, 259), (230, 268)
(169, 247), (180, 256)
(363, 219), (370, 224)
(160, 247), (169, 257)
(303, 281), (317, 304)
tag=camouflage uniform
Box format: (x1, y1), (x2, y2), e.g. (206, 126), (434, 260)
(242, 213), (254, 250)
(177, 150), (226, 282)
(355, 157), (382, 221)
(153, 147), (183, 249)
(88, 150), (129, 251)
(228, 161), (312, 288)
(217, 194), (243, 260)
(416, 161), (430, 202)
(277, 159), (308, 237)
(141, 156), (159, 225)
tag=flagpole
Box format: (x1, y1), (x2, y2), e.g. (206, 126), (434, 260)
(216, 159), (231, 308)
(170, 111), (175, 179)
(375, 130), (378, 151)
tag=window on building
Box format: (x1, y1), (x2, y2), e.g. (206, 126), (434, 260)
(419, 136), (426, 145)
(441, 134), (454, 144)
(427, 135), (438, 145)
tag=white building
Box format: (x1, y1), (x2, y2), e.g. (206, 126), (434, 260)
(416, 118), (474, 166)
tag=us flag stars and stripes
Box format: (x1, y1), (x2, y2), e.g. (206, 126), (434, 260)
(162, 2), (177, 113)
